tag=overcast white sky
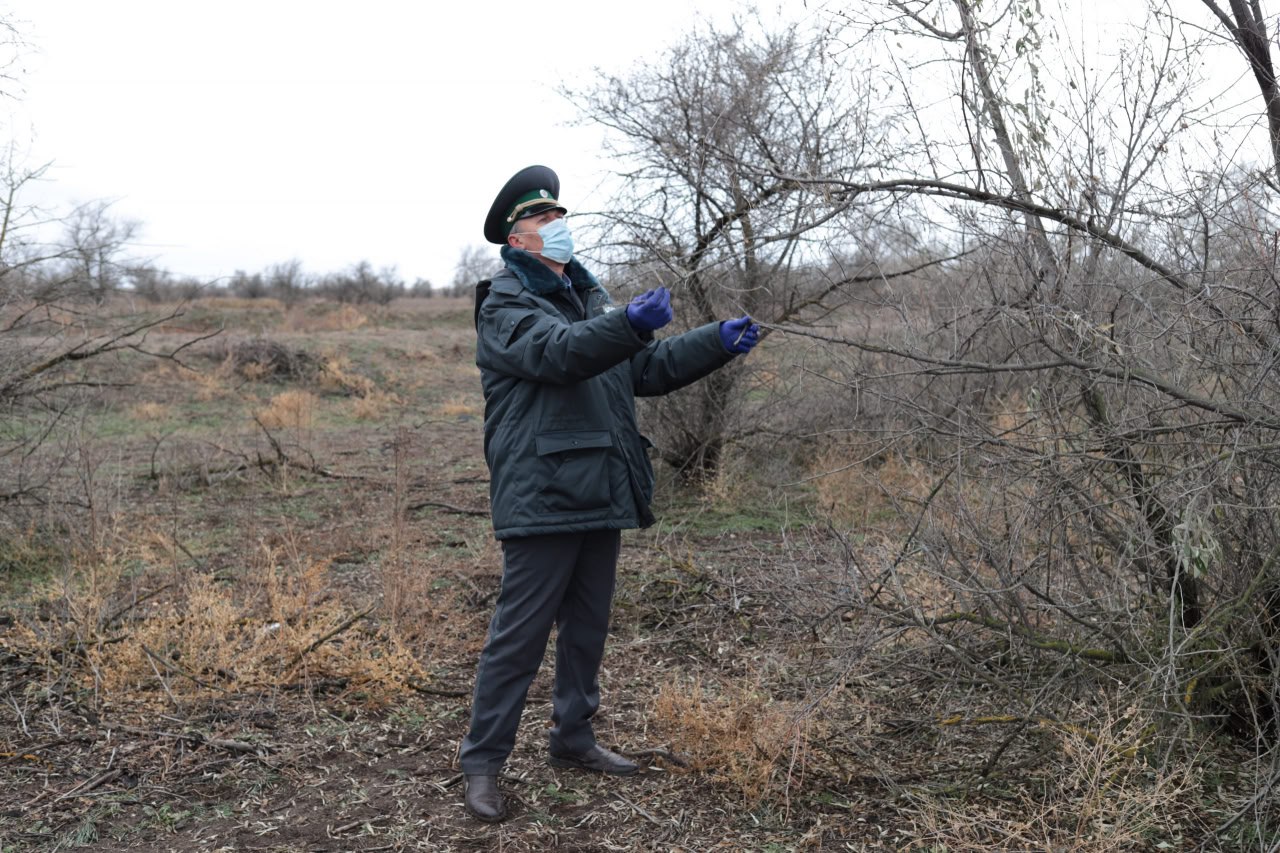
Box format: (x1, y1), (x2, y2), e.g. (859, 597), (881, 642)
(1, 1), (1259, 291)
(3, 0), (772, 288)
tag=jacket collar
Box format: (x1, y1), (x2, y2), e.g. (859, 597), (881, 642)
(500, 246), (602, 296)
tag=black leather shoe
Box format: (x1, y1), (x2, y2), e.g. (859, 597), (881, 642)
(463, 774), (506, 822)
(547, 744), (639, 776)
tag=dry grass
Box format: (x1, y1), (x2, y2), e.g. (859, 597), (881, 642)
(906, 705), (1195, 851)
(255, 389), (317, 432)
(196, 297), (285, 313)
(653, 677), (811, 805)
(350, 390), (401, 420)
(810, 444), (933, 530)
(404, 348), (442, 364)
(128, 401), (169, 422)
(0, 294), (1261, 851)
(436, 395), (480, 418)
(282, 303), (369, 333)
(139, 359), (232, 402)
(316, 354), (376, 396)
(11, 540), (431, 708)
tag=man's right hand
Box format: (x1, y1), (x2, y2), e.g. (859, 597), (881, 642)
(625, 287), (673, 333)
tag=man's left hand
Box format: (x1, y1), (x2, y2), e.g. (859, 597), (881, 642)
(719, 316), (760, 354)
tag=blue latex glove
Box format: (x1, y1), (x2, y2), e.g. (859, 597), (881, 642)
(625, 286), (673, 332)
(719, 316), (760, 354)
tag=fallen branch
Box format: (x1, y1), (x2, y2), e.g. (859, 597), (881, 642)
(628, 747), (691, 768)
(407, 499), (489, 517)
(933, 713), (1147, 756)
(1202, 765), (1280, 849)
(103, 584), (174, 628)
(254, 415), (365, 481)
(202, 736), (264, 754)
(285, 606), (375, 670)
(107, 722), (273, 756)
(329, 816), (392, 836)
(881, 608), (1129, 664)
(405, 679), (470, 698)
(432, 773), (464, 791)
(140, 643), (230, 693)
(49, 768), (123, 804)
(929, 611), (1128, 663)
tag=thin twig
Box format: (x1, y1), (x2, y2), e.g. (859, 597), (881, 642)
(145, 650), (180, 708)
(330, 816), (391, 835)
(285, 606), (375, 670)
(46, 768), (123, 805)
(407, 500), (489, 517)
(254, 415), (365, 480)
(615, 793), (665, 826)
(1203, 765), (1280, 849)
(103, 583), (174, 628)
(140, 644), (230, 693)
(107, 723), (270, 756)
(405, 680), (470, 698)
(431, 773), (464, 792)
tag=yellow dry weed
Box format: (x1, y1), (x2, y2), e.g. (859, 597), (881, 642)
(654, 678), (809, 805)
(256, 389), (316, 431)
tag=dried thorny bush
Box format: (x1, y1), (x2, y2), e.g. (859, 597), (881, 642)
(10, 540), (431, 709)
(208, 337), (381, 401)
(315, 354), (377, 397)
(906, 703), (1197, 851)
(213, 337), (322, 382)
(255, 389), (317, 432)
(350, 389), (401, 421)
(653, 677), (814, 805)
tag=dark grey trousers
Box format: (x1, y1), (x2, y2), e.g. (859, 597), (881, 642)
(458, 529), (621, 774)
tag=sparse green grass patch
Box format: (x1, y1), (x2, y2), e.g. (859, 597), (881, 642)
(0, 528), (66, 599)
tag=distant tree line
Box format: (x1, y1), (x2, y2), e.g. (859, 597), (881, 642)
(9, 245), (470, 307)
(2, 193), (501, 307)
(116, 257), (449, 306)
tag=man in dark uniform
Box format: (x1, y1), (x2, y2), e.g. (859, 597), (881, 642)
(460, 165), (759, 822)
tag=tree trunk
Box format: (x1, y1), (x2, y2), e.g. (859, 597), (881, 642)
(1202, 0), (1280, 184)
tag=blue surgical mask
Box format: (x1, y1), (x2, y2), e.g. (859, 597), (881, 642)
(535, 218), (574, 264)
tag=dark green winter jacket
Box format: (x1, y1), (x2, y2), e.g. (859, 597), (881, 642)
(475, 247), (736, 539)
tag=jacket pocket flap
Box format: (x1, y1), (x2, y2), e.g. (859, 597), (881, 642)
(536, 430), (613, 455)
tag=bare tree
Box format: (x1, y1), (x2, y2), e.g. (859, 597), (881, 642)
(1199, 0), (1280, 182)
(573, 15), (894, 477)
(742, 0), (1280, 765)
(315, 260), (401, 305)
(228, 268), (268, 299)
(58, 200), (141, 304)
(557, 6), (1280, 811)
(451, 244), (501, 298)
(0, 154), (203, 515)
(266, 258), (308, 305)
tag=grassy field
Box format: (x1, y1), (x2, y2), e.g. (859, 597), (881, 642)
(0, 296), (1263, 851)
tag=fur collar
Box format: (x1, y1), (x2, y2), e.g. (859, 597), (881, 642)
(500, 246), (602, 296)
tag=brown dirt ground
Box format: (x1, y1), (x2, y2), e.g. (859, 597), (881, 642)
(0, 298), (1246, 851)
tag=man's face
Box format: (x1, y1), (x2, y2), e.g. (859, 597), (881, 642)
(508, 208), (565, 255)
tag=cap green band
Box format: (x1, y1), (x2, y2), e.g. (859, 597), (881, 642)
(505, 189), (559, 224)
